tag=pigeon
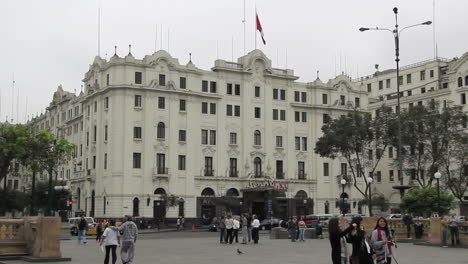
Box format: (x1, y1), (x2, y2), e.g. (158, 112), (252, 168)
(237, 248), (243, 255)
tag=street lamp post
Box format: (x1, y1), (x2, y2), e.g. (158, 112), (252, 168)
(340, 179), (346, 216)
(434, 171), (442, 216)
(359, 8), (431, 199)
(367, 177), (374, 217)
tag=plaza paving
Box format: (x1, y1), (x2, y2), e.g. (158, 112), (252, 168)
(2, 232), (467, 264)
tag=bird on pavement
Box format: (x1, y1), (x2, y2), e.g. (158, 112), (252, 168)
(237, 248), (243, 254)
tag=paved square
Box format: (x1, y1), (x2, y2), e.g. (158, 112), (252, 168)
(2, 232), (467, 264)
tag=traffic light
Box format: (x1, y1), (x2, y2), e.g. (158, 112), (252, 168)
(68, 201), (74, 205)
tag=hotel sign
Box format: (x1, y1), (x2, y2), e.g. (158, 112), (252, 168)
(243, 180), (288, 191)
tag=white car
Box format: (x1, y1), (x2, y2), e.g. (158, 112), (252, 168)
(386, 214), (402, 219)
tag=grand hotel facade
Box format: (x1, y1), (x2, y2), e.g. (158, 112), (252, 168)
(16, 49), (468, 220)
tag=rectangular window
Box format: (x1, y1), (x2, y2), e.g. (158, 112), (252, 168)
(295, 136), (300, 150)
(302, 137), (307, 151)
(158, 97), (165, 109)
(398, 76), (403, 85)
(229, 158), (238, 177)
(407, 74), (412, 84)
(389, 170), (394, 182)
(276, 136), (283, 147)
(301, 92), (306, 102)
(104, 153), (107, 170)
(280, 110), (286, 121)
(322, 94), (328, 104)
(234, 84), (240, 95)
(388, 147), (393, 158)
(180, 77), (186, 89)
(230, 132), (237, 145)
(323, 113), (329, 124)
(210, 103), (216, 114)
(341, 163), (347, 176)
(254, 107), (261, 118)
(420, 70), (426, 80)
(159, 74), (166, 86)
(135, 72), (142, 84)
(234, 105), (240, 117)
(226, 105), (233, 116)
(255, 86), (260, 97)
(93, 125), (97, 141)
(179, 99), (186, 111)
(104, 125), (108, 141)
(379, 80), (383, 90)
(407, 90), (412, 96)
(355, 97), (360, 108)
(210, 81), (217, 93)
(294, 91), (300, 102)
(92, 156), (96, 169)
(133, 127), (142, 139)
(323, 162), (329, 176)
(106, 74), (110, 86)
(386, 79), (391, 88)
(178, 155), (186, 170)
(340, 95), (346, 105)
(367, 83), (372, 92)
(201, 129), (208, 144)
(273, 109), (278, 120)
(462, 93), (466, 105)
(205, 157), (213, 176)
(430, 70), (434, 78)
(226, 83), (233, 95)
(280, 90), (286, 100)
(202, 80), (208, 92)
(201, 102), (208, 114)
(94, 101), (97, 112)
(133, 153), (141, 168)
(421, 87), (426, 94)
(273, 89), (278, 100)
(104, 97), (109, 109)
(209, 130), (216, 145)
(298, 162), (305, 180)
(134, 95), (142, 107)
(156, 153), (166, 173)
(179, 130), (186, 142)
(295, 111), (300, 122)
(301, 112), (307, 122)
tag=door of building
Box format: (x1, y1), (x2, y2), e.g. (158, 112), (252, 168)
(153, 200), (166, 220)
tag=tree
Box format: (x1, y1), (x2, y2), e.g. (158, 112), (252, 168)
(0, 188), (28, 216)
(0, 124), (30, 186)
(315, 107), (397, 216)
(35, 180), (71, 212)
(400, 186), (454, 217)
(441, 133), (468, 204)
(398, 102), (468, 187)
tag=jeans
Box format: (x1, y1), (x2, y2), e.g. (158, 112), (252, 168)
(78, 230), (87, 244)
(104, 245), (117, 264)
(233, 229), (239, 243)
(441, 229), (448, 246)
(299, 228), (305, 241)
(449, 226), (459, 246)
(341, 256), (347, 264)
(242, 227), (248, 243)
(121, 241), (135, 264)
(220, 228), (226, 243)
(247, 227), (252, 242)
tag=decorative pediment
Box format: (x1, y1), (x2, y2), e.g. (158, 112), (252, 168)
(167, 80), (176, 90)
(296, 151), (307, 161)
(250, 150), (266, 158)
(154, 140), (169, 152)
(273, 149), (286, 160)
(202, 146), (217, 156)
(272, 127), (286, 136)
(227, 146), (240, 157)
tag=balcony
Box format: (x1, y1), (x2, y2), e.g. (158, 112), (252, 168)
(153, 167), (169, 180)
(297, 172), (307, 180)
(254, 172), (264, 178)
(229, 170), (239, 178)
(85, 169), (96, 181)
(204, 169), (215, 176)
(276, 172), (285, 179)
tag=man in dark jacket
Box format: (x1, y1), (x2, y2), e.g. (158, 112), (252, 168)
(288, 217), (297, 242)
(78, 215), (88, 244)
(402, 214), (413, 239)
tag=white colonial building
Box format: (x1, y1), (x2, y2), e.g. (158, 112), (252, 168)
(18, 49), (468, 220)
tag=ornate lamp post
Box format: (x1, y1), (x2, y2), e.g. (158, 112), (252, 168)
(359, 7), (432, 199)
(340, 179), (346, 216)
(367, 176), (373, 216)
(434, 171), (442, 216)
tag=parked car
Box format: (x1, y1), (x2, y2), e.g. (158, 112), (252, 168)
(317, 214), (334, 228)
(304, 215), (320, 228)
(386, 214), (402, 219)
(69, 217), (97, 236)
(259, 218), (280, 230)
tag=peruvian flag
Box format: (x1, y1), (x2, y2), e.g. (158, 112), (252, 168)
(256, 12), (266, 45)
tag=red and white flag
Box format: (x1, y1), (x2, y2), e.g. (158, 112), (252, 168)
(256, 12), (266, 45)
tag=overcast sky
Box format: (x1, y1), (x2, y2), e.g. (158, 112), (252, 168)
(1, 0), (467, 124)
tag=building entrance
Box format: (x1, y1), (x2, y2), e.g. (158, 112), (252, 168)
(153, 200), (166, 220)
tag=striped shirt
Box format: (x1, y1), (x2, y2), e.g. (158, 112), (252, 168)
(118, 221), (138, 242)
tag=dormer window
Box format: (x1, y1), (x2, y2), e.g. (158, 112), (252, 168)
(135, 72), (142, 84)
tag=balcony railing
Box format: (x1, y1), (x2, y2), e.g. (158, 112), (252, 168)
(298, 172), (307, 180)
(156, 167), (169, 175)
(229, 170), (239, 177)
(204, 169), (214, 176)
(254, 172), (264, 178)
(276, 172), (285, 179)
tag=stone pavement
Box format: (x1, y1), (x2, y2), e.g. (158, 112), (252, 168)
(1, 232), (467, 264)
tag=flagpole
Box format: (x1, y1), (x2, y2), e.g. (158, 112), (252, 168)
(243, 0), (246, 55)
(255, 6), (257, 50)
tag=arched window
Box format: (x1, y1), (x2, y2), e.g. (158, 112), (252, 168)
(458, 77), (463, 87)
(201, 187), (215, 196)
(157, 122), (165, 139)
(133, 197), (140, 216)
(154, 188), (166, 195)
(103, 196), (106, 215)
(254, 130), (261, 145)
(226, 188), (240, 197)
(254, 157), (262, 177)
(295, 190), (308, 199)
(465, 76), (468, 86)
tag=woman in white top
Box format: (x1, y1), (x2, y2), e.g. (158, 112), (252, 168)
(101, 219), (120, 264)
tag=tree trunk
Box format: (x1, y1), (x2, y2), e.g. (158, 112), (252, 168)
(46, 167), (53, 216)
(30, 170), (36, 216)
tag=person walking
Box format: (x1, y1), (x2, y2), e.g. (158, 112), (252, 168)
(246, 213), (252, 242)
(251, 214), (260, 244)
(219, 216), (226, 244)
(298, 216), (306, 242)
(233, 216), (240, 243)
(371, 217), (394, 264)
(447, 212), (460, 246)
(180, 216), (185, 230)
(77, 215), (88, 245)
(176, 216), (181, 231)
(96, 222), (103, 242)
(328, 218), (353, 264)
(241, 214), (248, 244)
(441, 216), (448, 248)
(288, 217), (297, 242)
(118, 216), (138, 264)
(101, 219), (119, 264)
(225, 213), (235, 244)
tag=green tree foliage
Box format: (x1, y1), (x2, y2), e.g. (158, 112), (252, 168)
(0, 188), (29, 215)
(398, 102), (468, 187)
(0, 124), (31, 184)
(35, 180), (71, 211)
(400, 186), (454, 217)
(441, 133), (468, 203)
(315, 107), (397, 200)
